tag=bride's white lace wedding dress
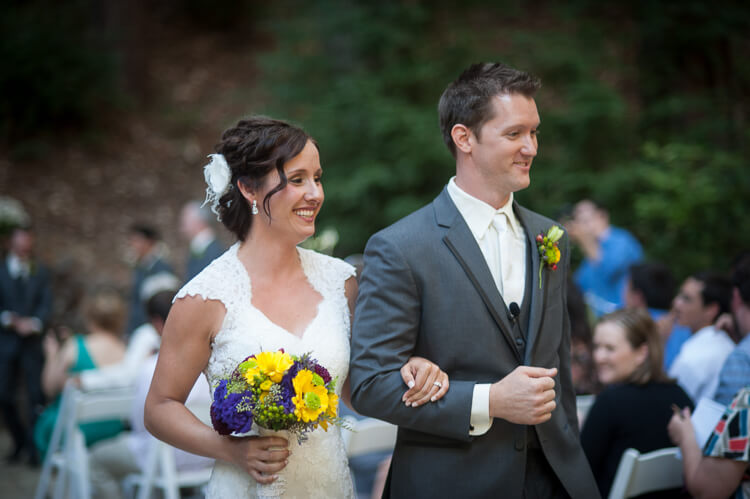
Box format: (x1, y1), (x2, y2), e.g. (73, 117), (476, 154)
(176, 243), (356, 498)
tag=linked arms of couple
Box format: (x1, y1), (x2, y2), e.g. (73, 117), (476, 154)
(405, 359), (558, 425)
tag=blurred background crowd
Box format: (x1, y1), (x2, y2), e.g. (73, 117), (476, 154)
(1, 0), (749, 497)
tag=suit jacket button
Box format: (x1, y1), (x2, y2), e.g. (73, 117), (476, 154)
(515, 439), (524, 451)
(515, 337), (524, 347)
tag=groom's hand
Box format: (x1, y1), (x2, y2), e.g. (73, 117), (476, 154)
(489, 366), (557, 425)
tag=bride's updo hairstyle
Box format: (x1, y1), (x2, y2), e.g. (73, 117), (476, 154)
(215, 116), (315, 241)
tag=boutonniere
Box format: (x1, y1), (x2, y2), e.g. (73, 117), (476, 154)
(536, 225), (563, 288)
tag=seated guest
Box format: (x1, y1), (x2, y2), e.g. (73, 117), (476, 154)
(33, 287), (127, 458)
(624, 262), (691, 370)
(669, 271), (735, 403)
(568, 277), (599, 395)
(76, 272), (180, 392)
(669, 387), (750, 499)
(89, 287), (213, 499)
(714, 253), (750, 405)
(581, 309), (693, 498)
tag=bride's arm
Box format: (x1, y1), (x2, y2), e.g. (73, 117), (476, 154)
(144, 295), (289, 484)
(344, 276), (449, 412)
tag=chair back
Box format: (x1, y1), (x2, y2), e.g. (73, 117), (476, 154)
(345, 417), (398, 458)
(608, 447), (683, 499)
(126, 396), (214, 499)
(35, 381), (134, 499)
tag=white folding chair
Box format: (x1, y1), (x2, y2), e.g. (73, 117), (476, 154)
(124, 397), (214, 499)
(35, 381), (134, 499)
(124, 440), (213, 499)
(344, 416), (397, 494)
(576, 394), (595, 427)
(608, 447), (683, 499)
(345, 417), (398, 458)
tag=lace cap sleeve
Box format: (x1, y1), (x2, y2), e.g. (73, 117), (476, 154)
(174, 243), (241, 307)
(297, 247), (356, 289)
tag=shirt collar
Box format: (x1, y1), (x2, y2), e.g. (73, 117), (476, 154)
(190, 228), (215, 255)
(6, 253), (29, 279)
(446, 177), (522, 240)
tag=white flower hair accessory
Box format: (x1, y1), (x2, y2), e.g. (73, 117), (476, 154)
(202, 153), (232, 219)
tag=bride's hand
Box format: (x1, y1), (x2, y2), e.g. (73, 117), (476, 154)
(227, 435), (290, 483)
(400, 356), (449, 407)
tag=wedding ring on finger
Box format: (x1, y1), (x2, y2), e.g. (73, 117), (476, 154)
(433, 381), (442, 389)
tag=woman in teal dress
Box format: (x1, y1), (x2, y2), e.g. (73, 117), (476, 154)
(34, 288), (128, 458)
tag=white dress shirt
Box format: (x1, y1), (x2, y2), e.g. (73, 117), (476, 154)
(1, 254), (43, 333)
(190, 228), (216, 256)
(447, 178), (527, 435)
(668, 325), (735, 403)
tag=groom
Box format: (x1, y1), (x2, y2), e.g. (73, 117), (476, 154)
(350, 62), (599, 498)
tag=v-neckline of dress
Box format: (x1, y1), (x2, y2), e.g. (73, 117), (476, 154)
(235, 245), (324, 342)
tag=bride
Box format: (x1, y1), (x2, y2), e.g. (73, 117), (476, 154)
(144, 117), (448, 498)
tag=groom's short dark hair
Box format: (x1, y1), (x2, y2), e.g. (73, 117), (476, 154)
(438, 62), (541, 158)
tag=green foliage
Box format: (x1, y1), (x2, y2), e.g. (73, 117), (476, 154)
(597, 143), (750, 277)
(5, 0), (746, 281)
(257, 0), (748, 281)
(0, 0), (121, 144)
(258, 1), (474, 255)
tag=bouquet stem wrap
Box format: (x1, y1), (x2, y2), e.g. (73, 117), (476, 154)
(256, 427), (290, 499)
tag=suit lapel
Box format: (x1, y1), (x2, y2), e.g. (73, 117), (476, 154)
(514, 204), (546, 364)
(434, 190), (522, 362)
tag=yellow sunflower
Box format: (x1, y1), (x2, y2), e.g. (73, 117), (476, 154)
(292, 369), (329, 423)
(249, 350), (294, 384)
(318, 392), (339, 431)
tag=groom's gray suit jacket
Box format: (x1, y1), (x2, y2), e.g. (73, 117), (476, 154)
(350, 188), (599, 498)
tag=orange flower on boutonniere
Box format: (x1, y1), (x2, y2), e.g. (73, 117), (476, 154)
(536, 225), (563, 288)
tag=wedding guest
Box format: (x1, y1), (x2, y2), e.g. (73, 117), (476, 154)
(668, 387), (750, 498)
(668, 271), (735, 403)
(76, 272), (180, 392)
(125, 225), (173, 336)
(581, 308), (693, 497)
(179, 201), (224, 282)
(714, 253), (750, 405)
(624, 262), (691, 370)
(33, 287), (127, 458)
(89, 288), (213, 499)
(568, 277), (599, 395)
(568, 199), (643, 317)
(0, 225), (52, 465)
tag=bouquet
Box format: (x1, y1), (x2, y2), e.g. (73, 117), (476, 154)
(210, 349), (347, 497)
(210, 348), (346, 441)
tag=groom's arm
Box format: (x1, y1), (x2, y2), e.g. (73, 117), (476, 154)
(349, 230), (475, 442)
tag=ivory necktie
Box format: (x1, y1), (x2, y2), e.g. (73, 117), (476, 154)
(491, 211), (524, 306)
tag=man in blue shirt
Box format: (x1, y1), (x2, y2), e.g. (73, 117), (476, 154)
(569, 199), (643, 317)
(623, 261), (691, 370)
(714, 255), (750, 405)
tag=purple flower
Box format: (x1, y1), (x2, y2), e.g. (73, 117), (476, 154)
(313, 364), (332, 384)
(211, 379), (254, 435)
(280, 361), (302, 414)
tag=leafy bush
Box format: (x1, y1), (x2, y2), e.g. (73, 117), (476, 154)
(257, 0), (748, 281)
(0, 1), (120, 144)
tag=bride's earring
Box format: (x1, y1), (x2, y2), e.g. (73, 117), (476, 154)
(251, 199), (259, 215)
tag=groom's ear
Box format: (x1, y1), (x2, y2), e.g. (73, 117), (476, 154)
(451, 124), (473, 154)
